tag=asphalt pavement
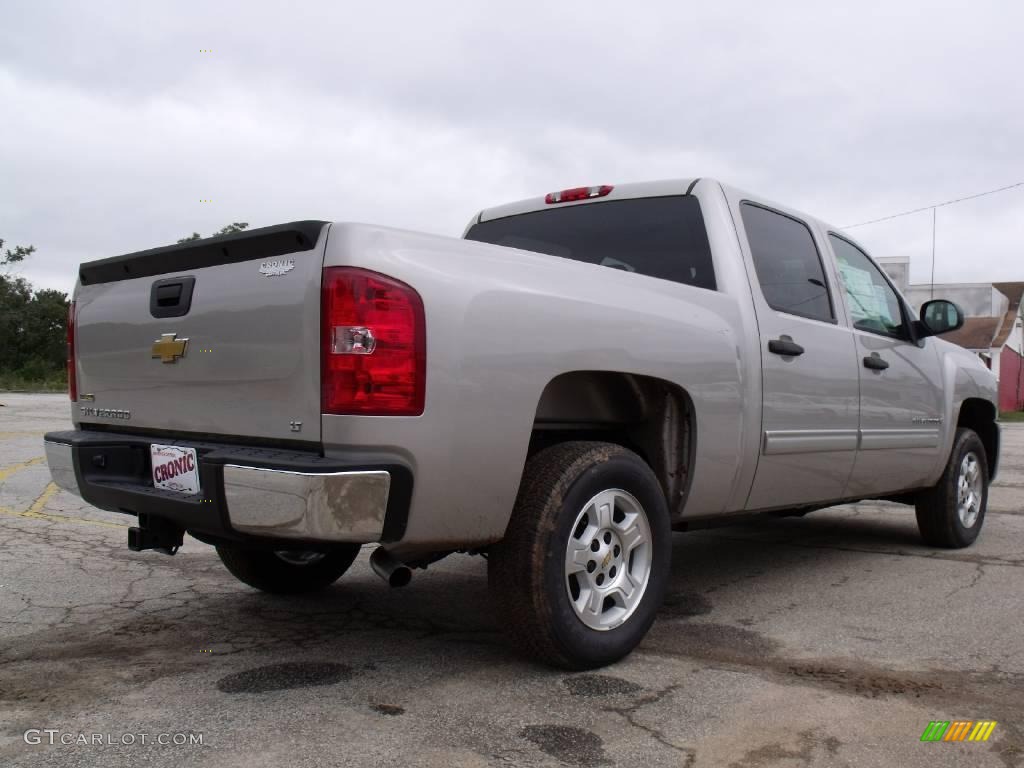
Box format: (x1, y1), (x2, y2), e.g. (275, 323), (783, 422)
(2, 393), (1022, 767)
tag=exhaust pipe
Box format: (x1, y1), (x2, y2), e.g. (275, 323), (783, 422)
(370, 547), (412, 588)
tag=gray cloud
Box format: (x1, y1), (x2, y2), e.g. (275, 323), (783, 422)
(3, 0), (1022, 295)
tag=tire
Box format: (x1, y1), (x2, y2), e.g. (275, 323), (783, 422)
(488, 441), (672, 669)
(915, 428), (989, 549)
(215, 544), (361, 594)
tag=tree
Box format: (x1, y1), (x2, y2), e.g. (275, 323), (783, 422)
(1, 238), (37, 274)
(19, 288), (70, 377)
(0, 275), (34, 373)
(0, 238), (69, 387)
(213, 222), (249, 236)
(177, 222), (249, 243)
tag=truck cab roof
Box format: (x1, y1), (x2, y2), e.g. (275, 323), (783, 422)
(472, 177), (703, 226)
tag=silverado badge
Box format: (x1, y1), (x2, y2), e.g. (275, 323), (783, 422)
(151, 333), (189, 363)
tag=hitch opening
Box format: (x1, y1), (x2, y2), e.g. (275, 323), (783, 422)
(128, 514), (184, 556)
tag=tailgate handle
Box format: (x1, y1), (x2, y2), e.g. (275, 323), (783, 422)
(156, 283), (182, 305)
(150, 276), (196, 318)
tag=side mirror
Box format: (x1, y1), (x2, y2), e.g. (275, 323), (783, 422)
(918, 299), (964, 337)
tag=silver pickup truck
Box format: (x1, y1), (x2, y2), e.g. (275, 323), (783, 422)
(44, 178), (1000, 668)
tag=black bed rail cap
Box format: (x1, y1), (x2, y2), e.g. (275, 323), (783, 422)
(78, 220), (330, 285)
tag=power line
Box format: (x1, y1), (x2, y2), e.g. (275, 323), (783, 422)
(843, 180), (1024, 228)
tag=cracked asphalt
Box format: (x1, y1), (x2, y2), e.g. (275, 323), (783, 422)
(2, 393), (1023, 767)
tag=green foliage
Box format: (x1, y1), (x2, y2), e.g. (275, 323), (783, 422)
(1, 238), (37, 273)
(0, 239), (70, 391)
(177, 222), (249, 243)
(0, 277), (70, 390)
(213, 222), (249, 236)
(0, 369), (67, 392)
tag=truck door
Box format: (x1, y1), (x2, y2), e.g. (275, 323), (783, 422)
(826, 234), (945, 496)
(736, 202), (861, 510)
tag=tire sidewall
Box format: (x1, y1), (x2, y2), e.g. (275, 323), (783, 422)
(542, 452), (671, 667)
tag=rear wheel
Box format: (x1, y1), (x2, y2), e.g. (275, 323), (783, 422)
(915, 428), (989, 549)
(215, 544), (361, 594)
(488, 441), (671, 669)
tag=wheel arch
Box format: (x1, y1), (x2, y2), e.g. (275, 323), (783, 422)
(956, 397), (999, 480)
(527, 370), (696, 520)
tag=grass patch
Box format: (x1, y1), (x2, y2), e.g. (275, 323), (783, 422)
(0, 371), (67, 393)
(1000, 410), (1024, 423)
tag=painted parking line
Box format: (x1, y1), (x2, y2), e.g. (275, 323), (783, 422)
(0, 456), (46, 482)
(23, 482), (60, 517)
(0, 482), (128, 529)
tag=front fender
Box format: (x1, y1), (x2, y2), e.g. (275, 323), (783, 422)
(931, 339), (997, 483)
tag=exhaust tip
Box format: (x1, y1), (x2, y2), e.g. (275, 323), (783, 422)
(370, 546), (412, 588)
(388, 566), (412, 588)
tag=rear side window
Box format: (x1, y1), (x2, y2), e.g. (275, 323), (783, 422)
(465, 196), (716, 291)
(740, 203), (833, 323)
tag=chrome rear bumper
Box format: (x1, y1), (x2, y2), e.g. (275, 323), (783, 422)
(42, 432), (402, 545)
(43, 439), (80, 496)
(223, 465), (391, 542)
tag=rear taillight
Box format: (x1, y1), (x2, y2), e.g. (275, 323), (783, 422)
(544, 185), (613, 204)
(67, 301), (77, 401)
(321, 267), (425, 416)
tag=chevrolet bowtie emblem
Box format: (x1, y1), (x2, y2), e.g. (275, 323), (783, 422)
(151, 333), (189, 363)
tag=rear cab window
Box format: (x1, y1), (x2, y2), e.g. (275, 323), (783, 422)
(739, 202), (834, 323)
(465, 196), (717, 291)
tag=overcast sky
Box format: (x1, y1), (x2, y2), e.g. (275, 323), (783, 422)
(3, 0), (1023, 295)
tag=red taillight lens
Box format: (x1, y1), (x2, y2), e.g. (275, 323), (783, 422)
(544, 185), (613, 204)
(321, 267), (425, 416)
(67, 301), (77, 401)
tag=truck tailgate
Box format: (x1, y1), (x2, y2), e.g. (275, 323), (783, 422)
(73, 221), (328, 442)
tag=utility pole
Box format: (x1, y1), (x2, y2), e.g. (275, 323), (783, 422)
(929, 207), (937, 300)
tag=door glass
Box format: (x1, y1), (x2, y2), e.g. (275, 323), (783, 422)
(829, 235), (908, 339)
(740, 203), (833, 322)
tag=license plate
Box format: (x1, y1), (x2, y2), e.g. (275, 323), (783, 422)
(150, 444), (201, 495)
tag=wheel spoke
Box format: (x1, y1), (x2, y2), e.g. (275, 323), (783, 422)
(618, 521), (645, 554)
(584, 586), (603, 618)
(593, 493), (614, 530)
(567, 538), (592, 572)
(616, 570), (639, 602)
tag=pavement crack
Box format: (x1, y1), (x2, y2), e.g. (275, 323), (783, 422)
(944, 561), (987, 598)
(603, 683), (697, 764)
